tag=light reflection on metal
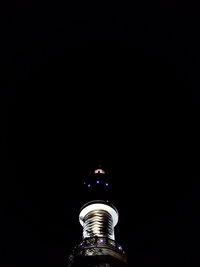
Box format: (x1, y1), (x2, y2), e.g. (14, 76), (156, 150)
(82, 209), (114, 239)
(79, 202), (119, 229)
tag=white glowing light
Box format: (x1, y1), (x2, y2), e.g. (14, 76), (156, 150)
(79, 203), (119, 227)
(94, 169), (105, 174)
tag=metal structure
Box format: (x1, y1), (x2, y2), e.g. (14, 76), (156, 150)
(68, 169), (128, 267)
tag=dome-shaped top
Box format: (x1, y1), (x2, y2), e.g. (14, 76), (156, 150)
(94, 168), (106, 174)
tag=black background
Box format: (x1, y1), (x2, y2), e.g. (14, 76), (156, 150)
(0, 93), (199, 267)
(0, 1), (199, 266)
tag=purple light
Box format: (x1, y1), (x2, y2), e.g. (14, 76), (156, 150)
(96, 180), (100, 184)
(118, 245), (122, 250)
(98, 238), (104, 244)
(105, 183), (109, 186)
(88, 184), (91, 187)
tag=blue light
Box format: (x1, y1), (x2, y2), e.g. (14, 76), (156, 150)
(96, 180), (100, 184)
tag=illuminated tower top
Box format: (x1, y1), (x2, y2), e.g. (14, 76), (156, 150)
(68, 168), (128, 267)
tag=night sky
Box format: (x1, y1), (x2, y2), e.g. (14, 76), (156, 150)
(0, 1), (199, 267)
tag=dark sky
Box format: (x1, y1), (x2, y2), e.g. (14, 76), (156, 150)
(0, 1), (198, 266)
(0, 0), (198, 102)
(1, 90), (198, 267)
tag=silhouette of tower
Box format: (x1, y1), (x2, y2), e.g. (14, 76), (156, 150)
(68, 168), (128, 267)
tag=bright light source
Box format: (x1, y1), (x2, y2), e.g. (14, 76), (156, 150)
(98, 238), (104, 244)
(94, 169), (105, 174)
(79, 203), (119, 228)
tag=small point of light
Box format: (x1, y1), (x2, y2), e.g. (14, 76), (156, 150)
(118, 245), (122, 250)
(96, 180), (100, 184)
(109, 240), (115, 246)
(88, 184), (91, 187)
(105, 183), (109, 186)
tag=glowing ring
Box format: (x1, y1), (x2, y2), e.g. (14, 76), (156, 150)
(79, 203), (119, 227)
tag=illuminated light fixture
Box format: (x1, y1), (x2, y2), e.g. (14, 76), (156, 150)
(96, 180), (100, 184)
(105, 183), (109, 186)
(79, 202), (119, 233)
(98, 238), (105, 244)
(88, 184), (91, 187)
(94, 169), (105, 174)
